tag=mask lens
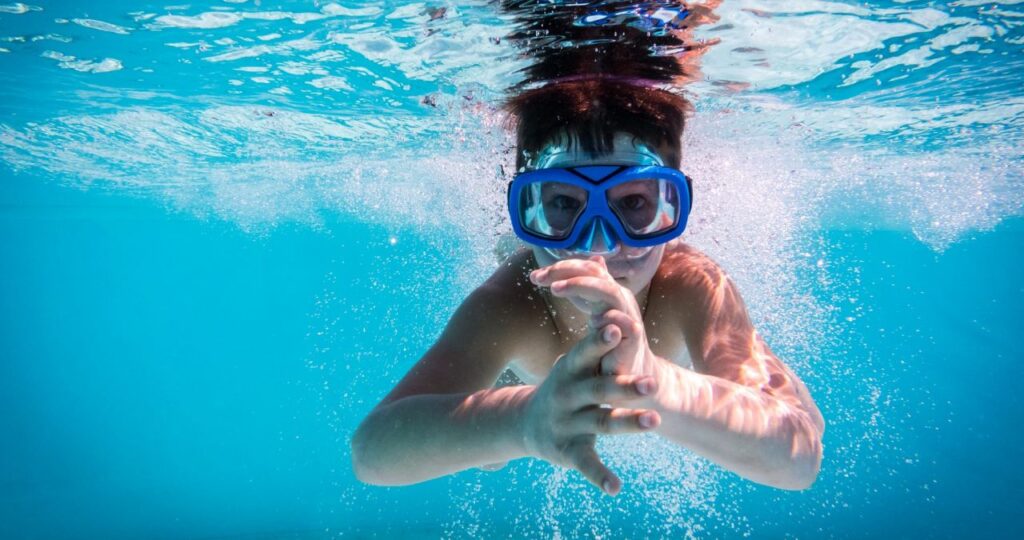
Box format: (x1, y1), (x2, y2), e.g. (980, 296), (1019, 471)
(607, 179), (679, 237)
(518, 181), (588, 240)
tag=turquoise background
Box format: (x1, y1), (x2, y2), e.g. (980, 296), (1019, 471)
(2, 0), (1023, 537)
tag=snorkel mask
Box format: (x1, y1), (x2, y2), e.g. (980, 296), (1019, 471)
(508, 133), (693, 260)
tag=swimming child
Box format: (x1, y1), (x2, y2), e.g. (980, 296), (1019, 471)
(352, 1), (823, 496)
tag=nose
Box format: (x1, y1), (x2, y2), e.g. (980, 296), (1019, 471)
(571, 217), (620, 255)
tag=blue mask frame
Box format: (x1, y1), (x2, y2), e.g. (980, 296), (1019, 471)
(507, 164), (694, 251)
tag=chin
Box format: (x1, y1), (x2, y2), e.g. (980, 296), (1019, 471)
(616, 276), (648, 295)
(532, 244), (664, 295)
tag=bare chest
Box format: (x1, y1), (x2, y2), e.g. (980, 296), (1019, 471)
(509, 304), (693, 385)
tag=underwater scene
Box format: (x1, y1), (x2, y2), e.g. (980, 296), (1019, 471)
(1, 0), (1022, 538)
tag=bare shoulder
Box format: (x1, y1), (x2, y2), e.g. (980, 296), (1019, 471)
(378, 249), (551, 406)
(451, 249), (538, 333)
(648, 241), (733, 327)
(654, 240), (761, 367)
(650, 240), (735, 355)
(656, 241), (825, 431)
(656, 241), (727, 291)
(476, 249), (560, 362)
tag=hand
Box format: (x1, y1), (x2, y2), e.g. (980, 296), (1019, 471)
(520, 323), (660, 496)
(530, 256), (659, 379)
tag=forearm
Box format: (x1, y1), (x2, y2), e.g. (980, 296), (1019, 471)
(351, 385), (534, 486)
(652, 360), (823, 490)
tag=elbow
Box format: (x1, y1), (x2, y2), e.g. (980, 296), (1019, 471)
(350, 416), (399, 486)
(771, 443), (822, 491)
(352, 458), (390, 487)
(350, 422), (378, 485)
(746, 408), (822, 491)
(771, 410), (824, 491)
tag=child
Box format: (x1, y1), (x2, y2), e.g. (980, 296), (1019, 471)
(351, 77), (824, 495)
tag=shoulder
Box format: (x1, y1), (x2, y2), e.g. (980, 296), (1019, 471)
(655, 240), (730, 301)
(651, 241), (753, 367)
(440, 248), (553, 359)
(467, 248), (543, 318)
(379, 249), (548, 404)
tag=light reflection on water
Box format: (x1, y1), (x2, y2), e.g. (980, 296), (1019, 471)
(0, 0), (1019, 232)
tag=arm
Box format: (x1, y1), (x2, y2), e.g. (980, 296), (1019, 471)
(652, 248), (824, 490)
(533, 251), (824, 490)
(351, 283), (530, 485)
(352, 382), (533, 485)
(352, 264), (658, 491)
(652, 356), (823, 490)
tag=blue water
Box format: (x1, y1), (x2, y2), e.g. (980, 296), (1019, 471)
(2, 1), (1023, 538)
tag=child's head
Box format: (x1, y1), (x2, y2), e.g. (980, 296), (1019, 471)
(503, 79), (690, 172)
(526, 131), (672, 295)
(502, 80), (691, 294)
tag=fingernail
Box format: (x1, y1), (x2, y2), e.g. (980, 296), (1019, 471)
(637, 379), (652, 395)
(602, 479), (613, 495)
(639, 412), (655, 428)
(602, 327), (614, 343)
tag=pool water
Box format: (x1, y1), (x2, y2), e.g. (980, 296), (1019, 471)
(1, 1), (1022, 538)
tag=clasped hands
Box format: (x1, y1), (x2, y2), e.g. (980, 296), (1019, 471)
(520, 256), (666, 496)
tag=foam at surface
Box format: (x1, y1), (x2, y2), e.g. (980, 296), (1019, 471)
(2, 99), (1019, 250)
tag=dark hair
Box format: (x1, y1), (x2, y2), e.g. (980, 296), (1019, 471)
(496, 1), (698, 171)
(502, 79), (690, 170)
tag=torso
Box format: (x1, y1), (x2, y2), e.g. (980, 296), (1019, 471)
(499, 247), (694, 385)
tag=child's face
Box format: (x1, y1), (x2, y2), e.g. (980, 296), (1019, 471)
(526, 132), (671, 295)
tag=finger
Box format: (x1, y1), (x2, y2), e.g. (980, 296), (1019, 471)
(568, 374), (658, 409)
(567, 441), (621, 496)
(550, 276), (625, 312)
(530, 258), (611, 286)
(599, 345), (648, 377)
(561, 324), (621, 376)
(592, 310), (648, 376)
(589, 309), (643, 339)
(599, 351), (624, 376)
(569, 406), (662, 435)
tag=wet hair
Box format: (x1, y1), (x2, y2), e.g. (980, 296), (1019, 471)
(502, 79), (689, 171)
(496, 1), (697, 171)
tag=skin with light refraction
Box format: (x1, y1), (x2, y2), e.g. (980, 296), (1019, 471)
(351, 136), (825, 495)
